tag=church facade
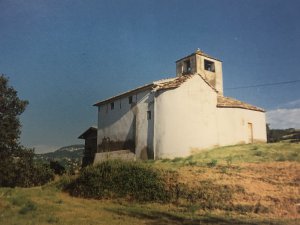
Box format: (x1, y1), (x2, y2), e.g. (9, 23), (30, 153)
(92, 50), (267, 160)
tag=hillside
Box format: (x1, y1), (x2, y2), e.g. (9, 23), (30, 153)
(35, 144), (84, 169)
(1, 143), (299, 225)
(268, 127), (300, 143)
(39, 145), (84, 160)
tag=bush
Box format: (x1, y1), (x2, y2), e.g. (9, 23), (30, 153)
(67, 160), (173, 202)
(50, 161), (66, 175)
(0, 148), (54, 187)
(64, 160), (239, 210)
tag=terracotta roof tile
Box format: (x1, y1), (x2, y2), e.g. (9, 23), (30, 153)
(217, 96), (265, 112)
(155, 75), (193, 90)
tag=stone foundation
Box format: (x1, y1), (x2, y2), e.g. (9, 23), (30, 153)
(93, 150), (136, 165)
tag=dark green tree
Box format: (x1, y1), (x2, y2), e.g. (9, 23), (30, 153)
(0, 74), (28, 152)
(0, 74), (54, 187)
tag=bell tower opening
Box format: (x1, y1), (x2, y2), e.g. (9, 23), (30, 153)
(183, 59), (191, 74)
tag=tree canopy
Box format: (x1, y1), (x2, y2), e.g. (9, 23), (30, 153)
(0, 74), (53, 187)
(0, 74), (28, 152)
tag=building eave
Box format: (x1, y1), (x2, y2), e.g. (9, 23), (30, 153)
(93, 83), (154, 107)
(217, 96), (265, 112)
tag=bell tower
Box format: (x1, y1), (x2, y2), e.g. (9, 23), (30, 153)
(176, 49), (224, 95)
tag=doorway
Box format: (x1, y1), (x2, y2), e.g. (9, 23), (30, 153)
(247, 123), (253, 143)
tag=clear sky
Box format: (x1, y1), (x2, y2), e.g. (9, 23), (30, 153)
(1, 0), (300, 153)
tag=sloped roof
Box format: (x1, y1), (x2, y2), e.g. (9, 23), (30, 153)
(93, 76), (195, 106)
(155, 75), (193, 90)
(217, 96), (265, 112)
(78, 126), (97, 139)
(93, 73), (264, 112)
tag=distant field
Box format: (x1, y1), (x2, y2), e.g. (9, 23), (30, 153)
(0, 143), (299, 225)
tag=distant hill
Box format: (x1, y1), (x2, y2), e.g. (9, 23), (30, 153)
(35, 144), (84, 169)
(267, 127), (300, 143)
(40, 144), (84, 160)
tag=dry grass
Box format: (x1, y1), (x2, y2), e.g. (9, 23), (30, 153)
(175, 162), (300, 218)
(1, 186), (298, 225)
(0, 143), (299, 224)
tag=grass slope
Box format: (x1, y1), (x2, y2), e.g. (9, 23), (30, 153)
(0, 143), (299, 225)
(0, 187), (297, 225)
(153, 143), (300, 166)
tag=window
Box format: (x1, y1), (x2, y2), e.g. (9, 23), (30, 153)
(147, 111), (151, 120)
(129, 96), (133, 104)
(204, 59), (215, 72)
(110, 102), (114, 110)
(119, 100), (122, 109)
(183, 59), (191, 74)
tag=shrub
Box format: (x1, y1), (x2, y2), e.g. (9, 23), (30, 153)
(55, 174), (76, 190)
(65, 160), (238, 209)
(67, 160), (173, 202)
(0, 149), (54, 187)
(50, 161), (66, 175)
(207, 159), (218, 167)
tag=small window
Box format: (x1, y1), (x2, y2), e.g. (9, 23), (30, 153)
(119, 100), (122, 109)
(183, 59), (191, 74)
(204, 59), (215, 72)
(147, 111), (151, 120)
(129, 96), (133, 104)
(110, 102), (114, 110)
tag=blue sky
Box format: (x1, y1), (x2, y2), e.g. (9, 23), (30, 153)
(1, 0), (299, 153)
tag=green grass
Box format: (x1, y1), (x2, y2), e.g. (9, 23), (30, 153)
(0, 186), (298, 225)
(152, 143), (300, 166)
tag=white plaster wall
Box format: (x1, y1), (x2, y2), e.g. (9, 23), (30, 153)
(216, 108), (267, 145)
(97, 89), (154, 158)
(154, 75), (219, 159)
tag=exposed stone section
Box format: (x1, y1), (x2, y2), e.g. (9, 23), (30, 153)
(93, 150), (136, 164)
(217, 96), (265, 112)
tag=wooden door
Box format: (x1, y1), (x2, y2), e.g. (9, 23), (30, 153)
(248, 123), (253, 143)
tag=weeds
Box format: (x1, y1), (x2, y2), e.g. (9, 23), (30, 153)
(207, 159), (218, 167)
(18, 201), (37, 214)
(47, 215), (60, 223)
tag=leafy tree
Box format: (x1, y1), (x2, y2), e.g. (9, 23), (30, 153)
(50, 160), (66, 175)
(0, 74), (54, 187)
(0, 74), (28, 153)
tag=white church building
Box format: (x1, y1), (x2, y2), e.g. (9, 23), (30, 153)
(91, 49), (267, 160)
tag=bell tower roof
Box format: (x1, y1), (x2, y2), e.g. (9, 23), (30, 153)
(176, 49), (222, 63)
